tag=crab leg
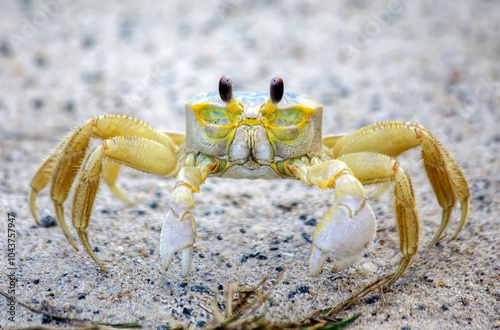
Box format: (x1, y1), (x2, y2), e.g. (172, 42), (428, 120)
(321, 134), (344, 158)
(287, 158), (377, 277)
(30, 125), (94, 250)
(29, 115), (178, 250)
(338, 152), (419, 287)
(159, 155), (218, 277)
(330, 121), (470, 248)
(101, 161), (135, 205)
(73, 136), (179, 271)
(30, 139), (80, 249)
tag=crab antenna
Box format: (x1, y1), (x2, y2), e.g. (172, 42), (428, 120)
(219, 76), (240, 113)
(263, 76), (283, 114)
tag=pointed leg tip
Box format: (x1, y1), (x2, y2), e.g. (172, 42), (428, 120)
(452, 200), (470, 240)
(30, 190), (41, 225)
(92, 256), (108, 273)
(66, 240), (78, 251)
(77, 229), (108, 272)
(109, 185), (135, 206)
(65, 227), (79, 251)
(427, 237), (439, 251)
(54, 203), (80, 249)
(63, 223), (79, 251)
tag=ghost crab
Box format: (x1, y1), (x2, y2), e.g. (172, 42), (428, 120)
(30, 76), (470, 288)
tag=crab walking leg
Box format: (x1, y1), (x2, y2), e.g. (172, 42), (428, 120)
(159, 156), (217, 277)
(72, 136), (179, 272)
(31, 126), (95, 250)
(321, 135), (344, 158)
(339, 152), (419, 287)
(29, 139), (80, 249)
(161, 131), (186, 148)
(29, 115), (178, 249)
(287, 159), (377, 277)
(30, 154), (56, 225)
(330, 121), (470, 248)
(101, 161), (135, 205)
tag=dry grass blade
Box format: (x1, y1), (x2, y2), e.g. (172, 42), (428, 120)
(325, 271), (395, 317)
(0, 290), (142, 328)
(209, 270), (396, 329)
(291, 272), (394, 328)
(268, 273), (394, 329)
(231, 275), (272, 318)
(209, 273), (285, 329)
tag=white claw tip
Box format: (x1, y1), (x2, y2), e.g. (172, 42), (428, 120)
(181, 246), (194, 278)
(309, 246), (328, 277)
(160, 252), (174, 270)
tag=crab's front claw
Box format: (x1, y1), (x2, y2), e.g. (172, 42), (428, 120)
(310, 202), (376, 276)
(159, 185), (197, 277)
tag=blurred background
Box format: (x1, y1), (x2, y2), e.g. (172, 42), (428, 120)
(1, 1), (498, 139)
(0, 0), (499, 328)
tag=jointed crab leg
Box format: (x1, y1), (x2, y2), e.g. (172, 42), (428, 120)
(30, 124), (95, 250)
(30, 140), (80, 249)
(29, 115), (180, 268)
(338, 152), (418, 287)
(74, 136), (179, 271)
(101, 161), (135, 206)
(329, 121), (470, 248)
(287, 158), (377, 277)
(159, 155), (218, 277)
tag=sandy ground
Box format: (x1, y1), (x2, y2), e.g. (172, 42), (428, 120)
(1, 0), (499, 329)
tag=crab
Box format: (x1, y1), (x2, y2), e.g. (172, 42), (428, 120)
(30, 76), (470, 288)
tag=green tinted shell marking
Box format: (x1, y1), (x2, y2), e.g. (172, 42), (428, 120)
(185, 91), (323, 179)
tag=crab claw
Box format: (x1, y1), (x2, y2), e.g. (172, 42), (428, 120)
(159, 185), (197, 277)
(310, 202), (376, 276)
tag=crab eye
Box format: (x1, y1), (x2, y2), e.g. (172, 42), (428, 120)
(219, 76), (233, 103)
(270, 76), (284, 104)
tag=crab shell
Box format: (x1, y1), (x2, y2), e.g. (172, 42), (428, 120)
(185, 91), (323, 179)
